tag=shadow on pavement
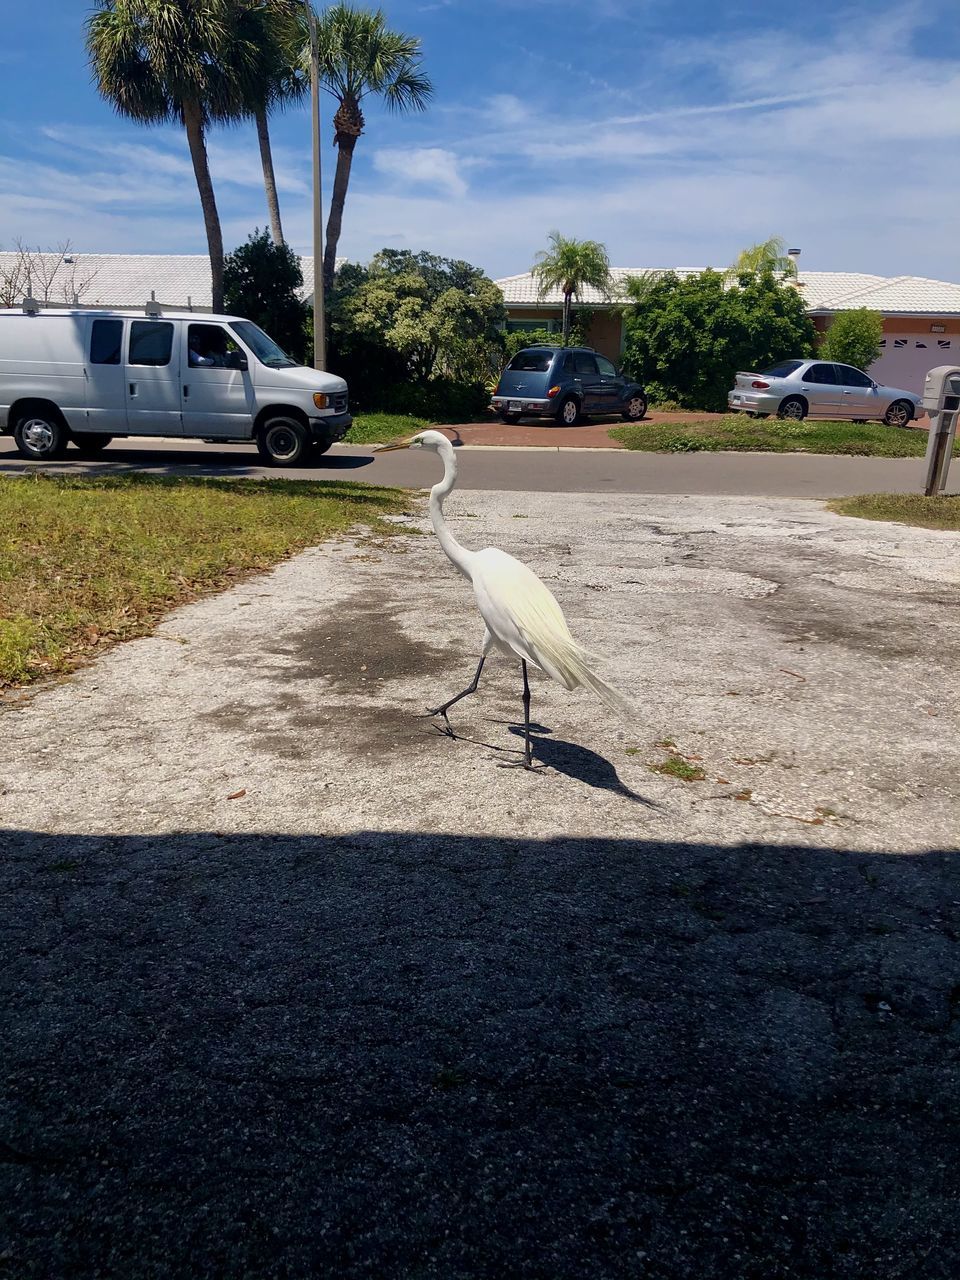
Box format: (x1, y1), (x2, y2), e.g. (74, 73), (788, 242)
(504, 722), (656, 804)
(2, 827), (959, 1278)
(0, 445), (375, 477)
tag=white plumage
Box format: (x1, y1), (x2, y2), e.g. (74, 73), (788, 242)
(374, 429), (632, 766)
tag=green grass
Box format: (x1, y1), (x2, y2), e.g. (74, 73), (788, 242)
(0, 472), (405, 687)
(649, 757), (706, 782)
(345, 413), (432, 445)
(827, 493), (960, 530)
(610, 415), (947, 458)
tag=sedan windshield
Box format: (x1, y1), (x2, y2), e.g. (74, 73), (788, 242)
(508, 349), (556, 372)
(761, 360), (805, 378)
(229, 320), (299, 368)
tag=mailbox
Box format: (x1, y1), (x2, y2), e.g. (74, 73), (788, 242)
(921, 365), (960, 496)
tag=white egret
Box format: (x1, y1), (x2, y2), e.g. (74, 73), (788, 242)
(374, 430), (632, 768)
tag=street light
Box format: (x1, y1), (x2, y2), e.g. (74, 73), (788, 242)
(307, 3), (326, 370)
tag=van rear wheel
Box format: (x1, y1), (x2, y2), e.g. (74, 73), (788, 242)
(71, 432), (113, 455)
(13, 409), (70, 461)
(257, 416), (311, 466)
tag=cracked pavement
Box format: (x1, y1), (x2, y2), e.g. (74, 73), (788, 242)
(2, 491), (960, 1277)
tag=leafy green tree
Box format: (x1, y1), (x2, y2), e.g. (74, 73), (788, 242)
(331, 249), (505, 380)
(622, 269), (816, 411)
(531, 231), (611, 346)
(87, 0), (265, 313)
(819, 308), (884, 371)
(310, 6), (433, 291)
(729, 236), (798, 278)
(328, 250), (505, 416)
(224, 228), (308, 360)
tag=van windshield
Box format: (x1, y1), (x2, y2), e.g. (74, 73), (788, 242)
(229, 320), (299, 368)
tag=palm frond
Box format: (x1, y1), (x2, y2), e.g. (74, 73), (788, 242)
(531, 231), (612, 302)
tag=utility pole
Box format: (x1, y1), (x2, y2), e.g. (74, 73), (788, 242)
(308, 4), (326, 370)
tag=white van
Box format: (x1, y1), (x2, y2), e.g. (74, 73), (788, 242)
(0, 307), (351, 466)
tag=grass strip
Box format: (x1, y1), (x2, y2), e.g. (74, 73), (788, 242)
(827, 492), (960, 530)
(610, 415), (947, 458)
(0, 472), (406, 687)
(345, 413), (433, 445)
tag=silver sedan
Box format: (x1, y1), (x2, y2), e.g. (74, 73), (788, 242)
(728, 360), (922, 426)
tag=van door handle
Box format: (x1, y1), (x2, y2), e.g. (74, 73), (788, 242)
(183, 385), (189, 399)
(129, 383), (137, 397)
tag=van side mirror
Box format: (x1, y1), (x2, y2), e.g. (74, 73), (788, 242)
(227, 351), (248, 371)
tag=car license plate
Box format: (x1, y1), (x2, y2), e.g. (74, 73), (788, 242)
(508, 400), (521, 412)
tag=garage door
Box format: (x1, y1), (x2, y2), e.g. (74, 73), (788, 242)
(868, 334), (955, 395)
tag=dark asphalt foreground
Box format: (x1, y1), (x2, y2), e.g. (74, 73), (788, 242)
(3, 827), (960, 1279)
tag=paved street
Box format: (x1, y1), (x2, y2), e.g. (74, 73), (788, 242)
(0, 433), (941, 496)
(3, 489), (960, 1277)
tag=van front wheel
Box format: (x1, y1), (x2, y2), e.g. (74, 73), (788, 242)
(257, 416), (311, 466)
(14, 410), (70, 461)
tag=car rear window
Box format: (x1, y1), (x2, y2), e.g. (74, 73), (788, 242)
(508, 349), (555, 372)
(761, 360), (804, 378)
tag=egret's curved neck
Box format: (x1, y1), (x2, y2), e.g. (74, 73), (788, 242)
(430, 440), (473, 577)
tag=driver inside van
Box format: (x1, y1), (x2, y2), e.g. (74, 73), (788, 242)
(188, 326), (230, 368)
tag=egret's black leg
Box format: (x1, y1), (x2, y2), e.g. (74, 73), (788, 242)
(521, 660), (533, 769)
(425, 655), (486, 720)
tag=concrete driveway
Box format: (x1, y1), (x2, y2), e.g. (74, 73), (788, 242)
(3, 491), (960, 1277)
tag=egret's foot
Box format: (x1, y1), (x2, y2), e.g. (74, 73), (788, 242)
(496, 757), (544, 772)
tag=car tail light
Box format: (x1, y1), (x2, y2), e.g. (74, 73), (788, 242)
(492, 383), (500, 396)
(751, 380), (770, 389)
(546, 384), (561, 398)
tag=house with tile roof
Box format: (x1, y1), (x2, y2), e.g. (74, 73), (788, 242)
(494, 267), (960, 394)
(3, 251), (958, 394)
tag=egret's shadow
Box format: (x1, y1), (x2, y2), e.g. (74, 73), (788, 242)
(503, 723), (657, 806)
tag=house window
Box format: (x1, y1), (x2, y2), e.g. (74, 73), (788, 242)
(505, 318), (558, 334)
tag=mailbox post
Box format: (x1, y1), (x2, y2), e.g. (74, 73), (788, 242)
(921, 366), (960, 496)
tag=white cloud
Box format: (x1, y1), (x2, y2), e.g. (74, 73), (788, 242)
(371, 146), (468, 198)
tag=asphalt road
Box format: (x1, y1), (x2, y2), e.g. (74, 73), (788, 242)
(0, 434), (940, 496)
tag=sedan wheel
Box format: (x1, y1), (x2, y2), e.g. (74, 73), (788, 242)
(777, 397), (807, 421)
(622, 394), (647, 422)
(883, 400), (913, 428)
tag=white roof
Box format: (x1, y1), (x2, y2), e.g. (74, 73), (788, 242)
(496, 268), (960, 316)
(0, 251), (328, 311)
(4, 253), (958, 318)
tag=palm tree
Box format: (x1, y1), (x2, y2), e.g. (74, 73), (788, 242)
(87, 0), (261, 312)
(235, 0), (307, 246)
(311, 4), (433, 291)
(531, 232), (612, 347)
(729, 236), (798, 278)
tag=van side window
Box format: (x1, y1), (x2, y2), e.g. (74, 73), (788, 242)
(90, 319), (123, 365)
(129, 321), (174, 367)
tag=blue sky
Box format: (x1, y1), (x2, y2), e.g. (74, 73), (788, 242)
(2, 0), (959, 280)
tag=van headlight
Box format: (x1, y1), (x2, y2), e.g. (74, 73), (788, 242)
(313, 392), (329, 409)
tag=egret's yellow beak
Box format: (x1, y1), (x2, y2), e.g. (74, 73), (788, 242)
(372, 436), (415, 453)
